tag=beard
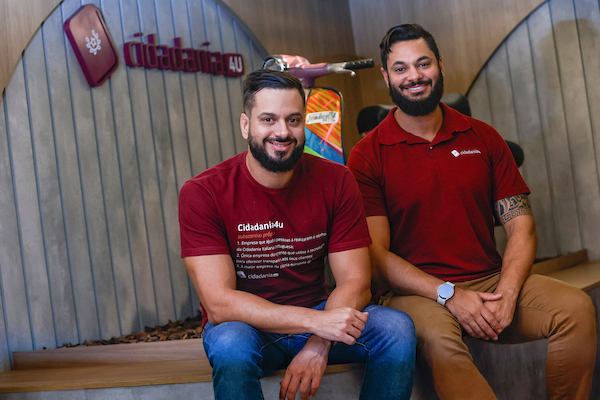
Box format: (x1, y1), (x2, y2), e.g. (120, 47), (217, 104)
(389, 72), (444, 117)
(247, 129), (305, 173)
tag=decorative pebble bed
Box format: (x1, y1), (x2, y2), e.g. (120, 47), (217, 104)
(59, 313), (204, 348)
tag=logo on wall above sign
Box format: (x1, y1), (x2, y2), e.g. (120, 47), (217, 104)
(64, 4), (119, 87)
(123, 34), (244, 77)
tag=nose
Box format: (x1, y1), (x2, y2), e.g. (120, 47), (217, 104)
(273, 119), (291, 139)
(405, 66), (423, 83)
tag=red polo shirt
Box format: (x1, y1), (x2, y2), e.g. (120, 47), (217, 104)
(348, 104), (530, 281)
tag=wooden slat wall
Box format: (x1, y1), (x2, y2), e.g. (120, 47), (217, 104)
(346, 0), (547, 106)
(468, 0), (600, 259)
(0, 0), (266, 370)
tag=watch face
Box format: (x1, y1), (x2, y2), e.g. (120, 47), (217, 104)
(439, 284), (454, 299)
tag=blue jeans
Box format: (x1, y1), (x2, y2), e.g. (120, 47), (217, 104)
(202, 302), (416, 399)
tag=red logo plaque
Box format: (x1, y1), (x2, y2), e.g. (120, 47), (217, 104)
(64, 4), (119, 87)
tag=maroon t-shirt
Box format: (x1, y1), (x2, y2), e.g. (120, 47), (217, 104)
(348, 104), (530, 282)
(179, 151), (371, 308)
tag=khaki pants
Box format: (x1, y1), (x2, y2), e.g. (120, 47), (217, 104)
(381, 273), (596, 400)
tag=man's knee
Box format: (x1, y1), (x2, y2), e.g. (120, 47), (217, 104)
(361, 305), (417, 370)
(365, 304), (416, 344)
(203, 321), (263, 369)
(557, 288), (596, 335)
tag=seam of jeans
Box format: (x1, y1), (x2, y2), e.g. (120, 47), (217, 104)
(353, 338), (371, 356)
(258, 334), (288, 353)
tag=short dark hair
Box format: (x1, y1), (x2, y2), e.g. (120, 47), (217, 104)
(242, 69), (305, 115)
(380, 24), (440, 70)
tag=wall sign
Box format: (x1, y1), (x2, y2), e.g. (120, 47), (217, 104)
(123, 34), (244, 77)
(64, 5), (244, 87)
(64, 4), (120, 87)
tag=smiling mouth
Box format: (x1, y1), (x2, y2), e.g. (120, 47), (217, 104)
(402, 81), (431, 93)
(266, 138), (296, 151)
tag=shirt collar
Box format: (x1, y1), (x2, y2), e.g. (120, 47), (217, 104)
(378, 102), (472, 145)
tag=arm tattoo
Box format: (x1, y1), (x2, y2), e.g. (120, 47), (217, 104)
(494, 194), (533, 225)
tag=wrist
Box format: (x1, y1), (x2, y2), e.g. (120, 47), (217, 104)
(495, 285), (519, 300)
(306, 335), (332, 353)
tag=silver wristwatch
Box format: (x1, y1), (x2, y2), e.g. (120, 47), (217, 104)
(436, 282), (455, 306)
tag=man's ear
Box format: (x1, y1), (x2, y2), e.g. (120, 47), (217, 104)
(439, 56), (444, 76)
(381, 67), (390, 88)
(240, 113), (250, 140)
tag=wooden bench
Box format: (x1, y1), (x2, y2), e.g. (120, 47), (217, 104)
(0, 251), (598, 400)
(0, 339), (365, 399)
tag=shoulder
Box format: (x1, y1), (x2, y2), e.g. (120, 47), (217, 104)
(180, 153), (245, 198)
(298, 153), (350, 177)
(296, 154), (359, 196)
(441, 105), (506, 152)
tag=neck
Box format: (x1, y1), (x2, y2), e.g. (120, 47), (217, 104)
(394, 104), (444, 142)
(245, 151), (294, 189)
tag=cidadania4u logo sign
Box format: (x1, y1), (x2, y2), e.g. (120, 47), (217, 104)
(64, 4), (244, 87)
(123, 34), (244, 77)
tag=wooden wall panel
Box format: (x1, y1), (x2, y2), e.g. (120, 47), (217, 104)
(468, 0), (600, 260)
(204, 0), (237, 161)
(24, 28), (79, 348)
(505, 24), (557, 257)
(347, 0), (547, 101)
(551, 0), (600, 256)
(152, 0), (192, 323)
(96, 0), (140, 338)
(189, 0), (222, 168)
(576, 0), (600, 186)
(0, 85), (33, 360)
(119, 0), (161, 331)
(0, 0), (267, 372)
(61, 0), (121, 341)
(5, 59), (56, 350)
(42, 4), (101, 343)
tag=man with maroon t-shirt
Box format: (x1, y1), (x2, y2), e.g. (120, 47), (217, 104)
(347, 24), (596, 400)
(179, 70), (416, 400)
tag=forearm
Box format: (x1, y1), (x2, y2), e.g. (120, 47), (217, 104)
(497, 217), (537, 298)
(370, 243), (443, 300)
(186, 258), (323, 334)
(325, 278), (371, 311)
(202, 286), (324, 334)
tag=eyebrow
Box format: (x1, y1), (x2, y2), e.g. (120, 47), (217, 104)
(256, 111), (303, 119)
(391, 55), (432, 66)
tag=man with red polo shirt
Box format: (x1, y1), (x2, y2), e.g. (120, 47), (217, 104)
(347, 24), (596, 400)
(179, 69), (416, 400)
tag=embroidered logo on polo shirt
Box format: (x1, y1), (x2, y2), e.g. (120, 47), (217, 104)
(451, 149), (481, 157)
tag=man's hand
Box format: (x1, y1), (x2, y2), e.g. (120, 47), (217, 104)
(446, 288), (503, 340)
(310, 308), (369, 345)
(279, 336), (330, 400)
(483, 293), (518, 331)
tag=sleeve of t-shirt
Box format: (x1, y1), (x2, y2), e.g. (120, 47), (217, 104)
(480, 123), (530, 202)
(347, 146), (388, 217)
(328, 168), (373, 254)
(178, 180), (231, 258)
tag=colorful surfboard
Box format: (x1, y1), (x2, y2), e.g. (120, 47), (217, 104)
(304, 87), (344, 164)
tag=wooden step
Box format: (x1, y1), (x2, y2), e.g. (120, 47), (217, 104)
(1, 339), (362, 393)
(545, 260), (600, 291)
(13, 338), (206, 370)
